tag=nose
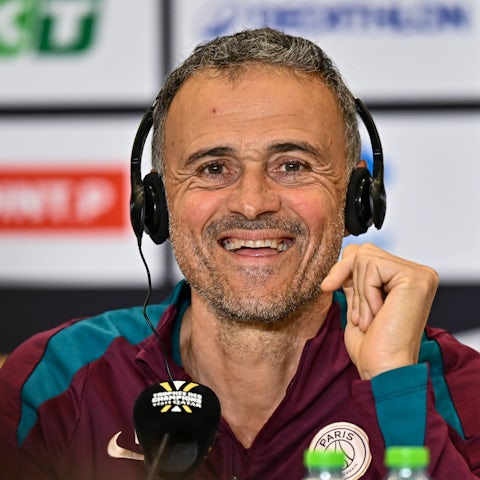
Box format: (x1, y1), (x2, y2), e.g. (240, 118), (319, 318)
(226, 166), (281, 220)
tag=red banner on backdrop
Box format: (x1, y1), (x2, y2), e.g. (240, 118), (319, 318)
(0, 167), (128, 231)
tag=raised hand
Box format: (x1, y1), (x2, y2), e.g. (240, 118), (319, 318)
(321, 244), (439, 380)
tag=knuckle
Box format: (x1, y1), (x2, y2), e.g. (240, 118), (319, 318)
(409, 265), (439, 291)
(424, 266), (440, 287)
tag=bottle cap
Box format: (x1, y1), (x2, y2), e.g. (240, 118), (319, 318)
(304, 449), (345, 469)
(384, 446), (430, 468)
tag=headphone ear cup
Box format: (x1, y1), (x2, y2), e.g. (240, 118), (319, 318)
(142, 172), (169, 245)
(130, 173), (146, 241)
(345, 167), (373, 236)
(370, 175), (387, 230)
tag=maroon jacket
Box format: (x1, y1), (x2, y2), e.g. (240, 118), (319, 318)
(0, 281), (479, 479)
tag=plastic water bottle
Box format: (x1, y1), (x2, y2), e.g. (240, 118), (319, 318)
(304, 449), (345, 479)
(384, 446), (431, 479)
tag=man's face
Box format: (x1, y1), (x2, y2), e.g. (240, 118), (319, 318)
(163, 65), (348, 324)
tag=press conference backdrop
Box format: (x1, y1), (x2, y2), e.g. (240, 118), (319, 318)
(0, 0), (479, 353)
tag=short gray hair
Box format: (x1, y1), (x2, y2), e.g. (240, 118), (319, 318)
(152, 27), (360, 175)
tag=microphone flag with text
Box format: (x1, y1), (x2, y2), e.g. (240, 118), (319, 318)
(133, 380), (221, 479)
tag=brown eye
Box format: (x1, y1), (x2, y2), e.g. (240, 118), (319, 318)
(283, 162), (303, 172)
(194, 160), (240, 189)
(279, 160), (308, 173)
(201, 162), (225, 176)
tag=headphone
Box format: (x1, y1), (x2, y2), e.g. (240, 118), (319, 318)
(130, 98), (386, 244)
(346, 98), (386, 236)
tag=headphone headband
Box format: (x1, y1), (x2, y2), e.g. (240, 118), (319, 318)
(130, 97), (386, 243)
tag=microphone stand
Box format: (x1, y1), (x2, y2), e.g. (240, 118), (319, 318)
(146, 433), (171, 480)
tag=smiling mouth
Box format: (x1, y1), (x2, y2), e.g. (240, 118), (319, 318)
(221, 238), (292, 253)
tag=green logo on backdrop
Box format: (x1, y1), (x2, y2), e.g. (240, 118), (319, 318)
(0, 0), (99, 56)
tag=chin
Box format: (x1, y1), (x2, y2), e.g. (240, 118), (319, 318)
(202, 283), (321, 326)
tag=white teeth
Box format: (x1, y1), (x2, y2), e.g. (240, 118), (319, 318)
(222, 238), (290, 252)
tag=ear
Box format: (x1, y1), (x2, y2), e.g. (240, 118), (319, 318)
(356, 159), (367, 169)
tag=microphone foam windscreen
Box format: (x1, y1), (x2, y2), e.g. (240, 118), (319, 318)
(133, 380), (221, 479)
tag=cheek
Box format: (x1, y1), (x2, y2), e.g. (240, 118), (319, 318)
(288, 191), (341, 235)
(168, 191), (224, 235)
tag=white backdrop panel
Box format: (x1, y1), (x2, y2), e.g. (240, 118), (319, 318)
(0, 0), (162, 105)
(0, 116), (181, 287)
(170, 0), (480, 101)
(345, 112), (480, 282)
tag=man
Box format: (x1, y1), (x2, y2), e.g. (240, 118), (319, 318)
(1, 28), (479, 480)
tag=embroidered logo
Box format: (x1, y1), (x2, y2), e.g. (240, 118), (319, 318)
(107, 431), (144, 461)
(309, 422), (371, 480)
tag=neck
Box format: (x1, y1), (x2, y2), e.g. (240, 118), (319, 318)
(179, 290), (333, 448)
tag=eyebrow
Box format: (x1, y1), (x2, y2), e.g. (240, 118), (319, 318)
(186, 141), (323, 166)
(266, 141), (322, 157)
(186, 146), (235, 165)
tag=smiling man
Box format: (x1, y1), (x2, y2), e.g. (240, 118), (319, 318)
(166, 66), (345, 325)
(1, 28), (480, 480)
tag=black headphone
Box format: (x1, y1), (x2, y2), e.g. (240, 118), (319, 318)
(130, 98), (386, 244)
(346, 98), (386, 236)
(130, 101), (169, 245)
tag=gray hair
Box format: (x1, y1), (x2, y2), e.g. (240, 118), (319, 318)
(152, 27), (360, 175)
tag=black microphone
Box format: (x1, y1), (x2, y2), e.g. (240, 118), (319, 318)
(133, 380), (221, 479)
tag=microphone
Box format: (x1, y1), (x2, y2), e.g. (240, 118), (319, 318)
(131, 184), (221, 478)
(133, 380), (221, 479)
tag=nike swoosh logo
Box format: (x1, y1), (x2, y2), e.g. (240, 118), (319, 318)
(107, 431), (144, 461)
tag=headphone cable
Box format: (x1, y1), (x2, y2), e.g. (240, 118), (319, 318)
(136, 236), (175, 384)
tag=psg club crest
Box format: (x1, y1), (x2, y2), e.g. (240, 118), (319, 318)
(309, 421), (371, 479)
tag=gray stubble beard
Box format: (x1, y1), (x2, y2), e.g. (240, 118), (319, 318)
(169, 212), (345, 327)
